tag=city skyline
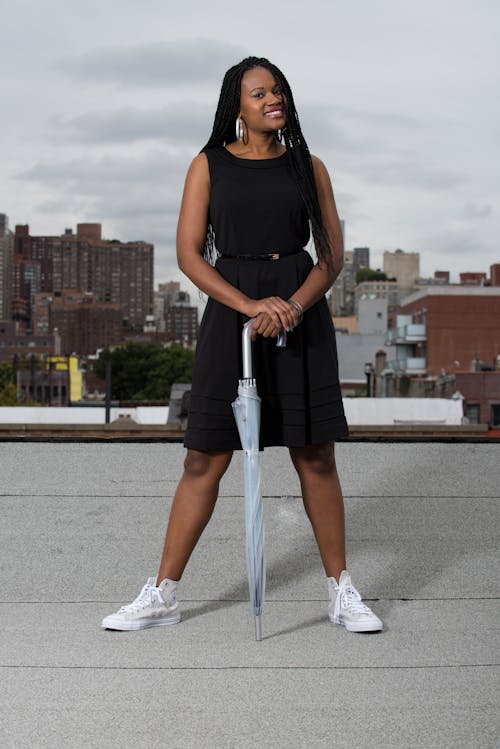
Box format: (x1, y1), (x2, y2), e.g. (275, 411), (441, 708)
(0, 0), (498, 308)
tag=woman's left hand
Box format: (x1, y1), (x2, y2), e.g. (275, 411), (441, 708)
(250, 311), (285, 339)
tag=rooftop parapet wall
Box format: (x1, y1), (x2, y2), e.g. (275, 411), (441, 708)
(0, 399), (464, 426)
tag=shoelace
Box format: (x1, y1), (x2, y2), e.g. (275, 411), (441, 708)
(119, 580), (162, 614)
(333, 583), (372, 622)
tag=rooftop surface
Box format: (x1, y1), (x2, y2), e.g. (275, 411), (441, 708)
(1, 442), (499, 748)
(401, 284), (500, 303)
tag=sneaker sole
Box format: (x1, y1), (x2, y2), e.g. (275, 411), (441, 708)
(102, 613), (181, 631)
(329, 615), (383, 633)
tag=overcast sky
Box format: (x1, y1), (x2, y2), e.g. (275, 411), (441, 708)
(1, 0), (498, 306)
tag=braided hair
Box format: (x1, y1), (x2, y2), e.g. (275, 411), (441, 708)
(201, 56), (333, 269)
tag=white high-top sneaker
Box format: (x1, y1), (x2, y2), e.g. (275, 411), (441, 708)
(327, 571), (383, 632)
(101, 577), (181, 631)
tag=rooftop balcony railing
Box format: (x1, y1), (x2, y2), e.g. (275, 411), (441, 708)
(387, 357), (427, 375)
(386, 323), (426, 345)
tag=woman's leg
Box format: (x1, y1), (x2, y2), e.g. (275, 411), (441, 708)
(156, 449), (233, 582)
(289, 442), (346, 582)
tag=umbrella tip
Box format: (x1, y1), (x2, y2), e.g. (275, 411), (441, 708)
(255, 615), (263, 641)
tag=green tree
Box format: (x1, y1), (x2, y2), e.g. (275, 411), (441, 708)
(0, 363), (18, 405)
(0, 361), (40, 406)
(355, 268), (388, 284)
(0, 382), (18, 405)
(95, 343), (195, 401)
(0, 362), (13, 391)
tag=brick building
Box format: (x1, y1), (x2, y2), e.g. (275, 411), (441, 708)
(11, 257), (41, 327)
(434, 271), (450, 283)
(17, 367), (70, 406)
(459, 272), (488, 286)
(33, 290), (125, 356)
(398, 287), (500, 377)
(16, 353), (84, 406)
(0, 213), (14, 319)
(164, 305), (199, 345)
(489, 264), (500, 286)
(0, 320), (55, 362)
(153, 282), (199, 343)
(13, 223), (153, 330)
(455, 371), (500, 427)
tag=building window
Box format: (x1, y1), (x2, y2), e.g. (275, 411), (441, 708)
(465, 404), (480, 424)
(491, 404), (500, 428)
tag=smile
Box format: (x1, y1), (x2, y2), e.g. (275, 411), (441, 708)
(264, 109), (285, 118)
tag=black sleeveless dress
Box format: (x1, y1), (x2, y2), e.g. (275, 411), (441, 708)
(183, 146), (349, 451)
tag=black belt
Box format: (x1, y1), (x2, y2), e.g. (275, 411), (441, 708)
(222, 248), (304, 261)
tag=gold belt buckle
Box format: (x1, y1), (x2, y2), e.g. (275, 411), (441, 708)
(270, 253), (279, 261)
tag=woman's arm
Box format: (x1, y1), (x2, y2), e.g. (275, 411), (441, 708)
(288, 155), (344, 312)
(176, 153), (296, 333)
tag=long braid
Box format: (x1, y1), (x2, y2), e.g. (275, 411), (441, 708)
(201, 57), (333, 270)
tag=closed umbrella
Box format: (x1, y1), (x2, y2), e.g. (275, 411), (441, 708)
(232, 319), (286, 640)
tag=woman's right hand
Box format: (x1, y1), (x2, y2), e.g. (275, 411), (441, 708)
(243, 297), (297, 338)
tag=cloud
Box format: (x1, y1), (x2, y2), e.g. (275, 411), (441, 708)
(461, 202), (493, 219)
(16, 149), (190, 283)
(298, 106), (358, 152)
(47, 100), (367, 158)
(49, 104), (213, 145)
(416, 227), (488, 258)
(17, 150), (189, 194)
(364, 160), (463, 190)
(333, 106), (420, 130)
(56, 38), (250, 87)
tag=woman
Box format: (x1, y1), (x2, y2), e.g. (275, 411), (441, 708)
(102, 57), (382, 634)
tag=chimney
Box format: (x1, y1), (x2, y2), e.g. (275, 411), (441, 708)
(375, 349), (387, 376)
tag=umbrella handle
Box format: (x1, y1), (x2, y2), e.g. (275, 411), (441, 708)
(243, 320), (287, 378)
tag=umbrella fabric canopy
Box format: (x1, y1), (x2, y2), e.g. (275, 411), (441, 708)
(232, 320), (286, 641)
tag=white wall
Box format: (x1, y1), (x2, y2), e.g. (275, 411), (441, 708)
(0, 406), (169, 424)
(0, 399), (464, 426)
(342, 398), (463, 425)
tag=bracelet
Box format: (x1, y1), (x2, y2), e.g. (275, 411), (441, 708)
(288, 299), (304, 327)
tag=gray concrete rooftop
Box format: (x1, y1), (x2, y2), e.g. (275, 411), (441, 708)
(1, 442), (499, 748)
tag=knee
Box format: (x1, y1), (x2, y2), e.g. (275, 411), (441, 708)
(184, 449), (232, 481)
(290, 443), (336, 476)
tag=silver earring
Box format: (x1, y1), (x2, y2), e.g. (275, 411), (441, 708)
(236, 116), (244, 141)
(277, 129), (282, 142)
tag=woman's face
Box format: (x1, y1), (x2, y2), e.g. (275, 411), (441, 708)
(238, 66), (286, 135)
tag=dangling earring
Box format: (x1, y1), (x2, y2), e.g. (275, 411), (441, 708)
(277, 125), (287, 143)
(236, 116), (244, 142)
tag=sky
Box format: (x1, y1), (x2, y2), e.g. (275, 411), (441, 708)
(1, 0), (498, 307)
